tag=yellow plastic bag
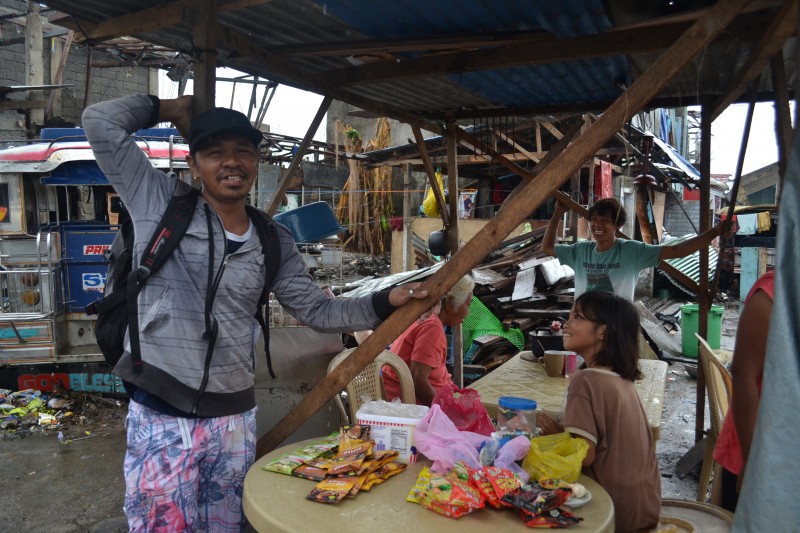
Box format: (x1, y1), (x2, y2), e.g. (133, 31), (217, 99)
(522, 432), (588, 483)
(421, 168), (445, 218)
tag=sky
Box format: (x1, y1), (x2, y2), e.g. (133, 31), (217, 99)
(708, 102), (791, 178)
(158, 68), (326, 141)
(160, 68), (789, 176)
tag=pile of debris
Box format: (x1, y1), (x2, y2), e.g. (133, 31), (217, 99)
(312, 252), (392, 284)
(0, 387), (126, 440)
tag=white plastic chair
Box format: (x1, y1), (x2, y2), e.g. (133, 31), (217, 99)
(327, 348), (416, 424)
(695, 333), (732, 504)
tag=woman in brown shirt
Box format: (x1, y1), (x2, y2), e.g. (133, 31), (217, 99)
(539, 291), (661, 532)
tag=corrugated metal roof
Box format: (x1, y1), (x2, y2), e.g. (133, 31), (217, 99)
(663, 234), (719, 297)
(40, 0), (792, 121)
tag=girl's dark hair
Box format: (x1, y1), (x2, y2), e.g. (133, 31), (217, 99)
(587, 198), (626, 227)
(574, 291), (642, 381)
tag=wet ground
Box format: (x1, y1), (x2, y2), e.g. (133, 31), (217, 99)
(0, 300), (742, 532)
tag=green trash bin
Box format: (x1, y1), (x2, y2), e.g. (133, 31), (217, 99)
(680, 304), (723, 358)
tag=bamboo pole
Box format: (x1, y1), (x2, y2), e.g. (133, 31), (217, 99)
(256, 0), (752, 458)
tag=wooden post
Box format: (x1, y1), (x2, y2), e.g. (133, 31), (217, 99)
(412, 126), (449, 229)
(191, 0), (218, 115)
(402, 163), (412, 271)
(46, 31), (74, 121)
(83, 48), (93, 109)
(256, 0), (752, 458)
(25, 2), (44, 130)
(696, 99), (712, 443)
(446, 120), (463, 387)
(266, 96), (332, 216)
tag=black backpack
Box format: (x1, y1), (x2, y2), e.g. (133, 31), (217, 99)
(86, 182), (282, 377)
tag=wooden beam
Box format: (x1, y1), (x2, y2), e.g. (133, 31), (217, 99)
(256, 0), (750, 456)
(446, 120), (462, 387)
(771, 51), (792, 179)
(45, 30), (73, 121)
(216, 26), (445, 136)
(696, 99), (713, 443)
(191, 1), (218, 114)
(412, 126), (449, 229)
(325, 13), (772, 87)
(493, 129), (540, 163)
(270, 30), (551, 58)
(69, 0), (275, 44)
(266, 96), (332, 216)
(710, 0), (798, 122)
(446, 121), (460, 254)
(0, 99), (47, 111)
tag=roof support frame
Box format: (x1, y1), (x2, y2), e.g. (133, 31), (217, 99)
(260, 0), (752, 457)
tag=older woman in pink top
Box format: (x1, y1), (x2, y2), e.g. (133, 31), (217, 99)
(383, 275), (474, 406)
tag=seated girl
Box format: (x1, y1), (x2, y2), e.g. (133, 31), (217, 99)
(538, 291), (661, 532)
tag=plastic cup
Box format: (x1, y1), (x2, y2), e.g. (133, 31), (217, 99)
(564, 352), (578, 378)
(543, 350), (565, 377)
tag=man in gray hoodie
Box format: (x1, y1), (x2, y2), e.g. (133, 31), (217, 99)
(83, 94), (426, 531)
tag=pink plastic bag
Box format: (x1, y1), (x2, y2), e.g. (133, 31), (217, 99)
(494, 435), (531, 483)
(432, 383), (495, 436)
(414, 404), (486, 472)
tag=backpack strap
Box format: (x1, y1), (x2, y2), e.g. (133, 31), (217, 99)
(128, 182), (199, 372)
(246, 205), (282, 378)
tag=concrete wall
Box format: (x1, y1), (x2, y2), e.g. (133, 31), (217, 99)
(663, 188), (722, 238)
(0, 2), (153, 139)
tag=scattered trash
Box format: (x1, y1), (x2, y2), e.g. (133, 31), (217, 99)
(0, 385), (126, 439)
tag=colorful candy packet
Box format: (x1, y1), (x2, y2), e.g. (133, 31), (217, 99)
(502, 482), (573, 515)
(306, 478), (356, 504)
(484, 466), (524, 502)
(419, 472), (485, 518)
(468, 467), (503, 508)
(519, 506), (582, 528)
(327, 442), (373, 477)
(406, 466), (432, 503)
(263, 434), (339, 475)
(362, 461), (406, 490)
(291, 464), (328, 481)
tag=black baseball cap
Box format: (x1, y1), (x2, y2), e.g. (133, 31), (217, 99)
(189, 107), (263, 154)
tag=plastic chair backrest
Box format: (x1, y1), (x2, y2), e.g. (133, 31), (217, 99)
(696, 333), (732, 438)
(327, 348), (416, 423)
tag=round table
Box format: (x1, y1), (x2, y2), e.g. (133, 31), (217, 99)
(244, 438), (615, 532)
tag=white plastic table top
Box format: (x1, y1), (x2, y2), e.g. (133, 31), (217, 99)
(244, 438), (615, 533)
(469, 353), (668, 441)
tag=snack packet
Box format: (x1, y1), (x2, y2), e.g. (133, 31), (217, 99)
(484, 466), (523, 502)
(291, 464), (327, 481)
(502, 482), (572, 515)
(406, 466), (432, 503)
(363, 461), (406, 490)
(419, 473), (485, 518)
(306, 478), (356, 504)
(262, 434), (339, 475)
(339, 424), (371, 450)
(468, 467), (503, 508)
(328, 442), (372, 476)
(519, 506), (582, 528)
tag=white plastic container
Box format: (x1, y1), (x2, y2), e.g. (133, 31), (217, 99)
(356, 406), (429, 461)
(320, 247), (343, 266)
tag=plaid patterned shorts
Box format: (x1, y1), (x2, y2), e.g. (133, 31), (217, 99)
(123, 401), (257, 532)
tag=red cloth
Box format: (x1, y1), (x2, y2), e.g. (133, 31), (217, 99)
(713, 271), (774, 474)
(383, 314), (452, 405)
(594, 160), (613, 200)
